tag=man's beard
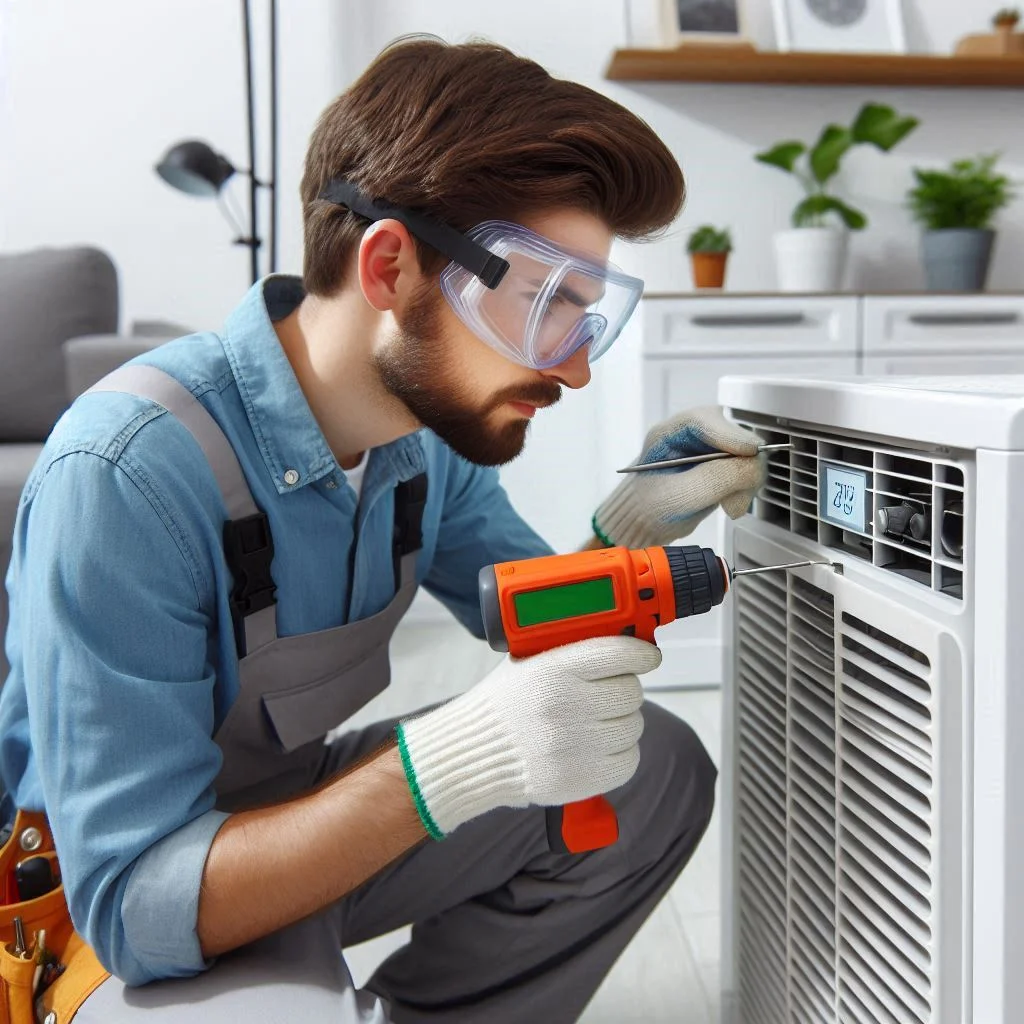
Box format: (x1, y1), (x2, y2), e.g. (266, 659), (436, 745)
(374, 285), (561, 467)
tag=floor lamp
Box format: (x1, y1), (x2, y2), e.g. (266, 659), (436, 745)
(154, 0), (278, 284)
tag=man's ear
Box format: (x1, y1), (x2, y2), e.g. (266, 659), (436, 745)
(357, 218), (420, 312)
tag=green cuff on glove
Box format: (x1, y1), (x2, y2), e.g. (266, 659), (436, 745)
(591, 514), (616, 549)
(395, 722), (446, 841)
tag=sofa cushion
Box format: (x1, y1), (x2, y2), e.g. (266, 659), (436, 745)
(0, 444), (43, 540)
(0, 247), (118, 441)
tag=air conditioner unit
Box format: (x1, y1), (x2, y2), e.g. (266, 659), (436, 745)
(717, 374), (1024, 1024)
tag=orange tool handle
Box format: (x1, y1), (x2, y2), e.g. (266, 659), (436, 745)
(546, 797), (619, 854)
(479, 544), (730, 855)
(485, 548), (676, 854)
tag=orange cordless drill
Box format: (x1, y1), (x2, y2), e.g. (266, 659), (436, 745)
(478, 544), (732, 855)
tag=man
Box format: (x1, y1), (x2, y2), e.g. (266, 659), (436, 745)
(0, 38), (763, 1022)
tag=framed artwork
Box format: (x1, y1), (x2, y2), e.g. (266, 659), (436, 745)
(771, 0), (907, 53)
(660, 0), (749, 46)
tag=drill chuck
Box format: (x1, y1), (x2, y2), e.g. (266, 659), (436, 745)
(664, 545), (729, 618)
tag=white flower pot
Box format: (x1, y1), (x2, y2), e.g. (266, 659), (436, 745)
(773, 227), (849, 292)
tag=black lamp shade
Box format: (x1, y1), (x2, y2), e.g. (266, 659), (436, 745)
(156, 141), (236, 197)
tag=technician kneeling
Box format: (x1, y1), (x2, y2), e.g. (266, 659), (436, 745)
(0, 39), (765, 1023)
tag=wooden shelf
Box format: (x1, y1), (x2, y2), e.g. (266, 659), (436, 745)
(605, 46), (1024, 88)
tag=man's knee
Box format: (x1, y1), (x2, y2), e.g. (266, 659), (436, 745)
(615, 700), (717, 861)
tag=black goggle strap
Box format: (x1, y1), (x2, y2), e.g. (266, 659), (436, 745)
(318, 179), (510, 291)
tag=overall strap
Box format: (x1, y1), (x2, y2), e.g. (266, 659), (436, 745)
(392, 472), (427, 590)
(86, 365), (279, 656)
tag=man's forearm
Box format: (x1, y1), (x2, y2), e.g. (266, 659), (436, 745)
(197, 742), (424, 958)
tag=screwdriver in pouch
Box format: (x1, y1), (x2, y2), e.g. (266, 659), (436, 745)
(479, 546), (836, 855)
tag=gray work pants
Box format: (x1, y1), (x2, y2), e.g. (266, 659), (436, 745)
(77, 701), (716, 1023)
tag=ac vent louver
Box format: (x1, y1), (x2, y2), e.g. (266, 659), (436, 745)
(733, 561), (939, 1024)
(733, 415), (968, 601)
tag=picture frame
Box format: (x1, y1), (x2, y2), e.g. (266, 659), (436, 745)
(659, 0), (749, 47)
(771, 0), (907, 54)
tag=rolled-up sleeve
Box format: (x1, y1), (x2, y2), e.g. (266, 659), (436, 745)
(423, 456), (553, 636)
(17, 451), (226, 985)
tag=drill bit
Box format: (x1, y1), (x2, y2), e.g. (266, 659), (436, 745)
(617, 443), (793, 474)
(730, 560), (835, 578)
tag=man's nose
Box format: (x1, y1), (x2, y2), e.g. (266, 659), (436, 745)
(542, 346), (591, 389)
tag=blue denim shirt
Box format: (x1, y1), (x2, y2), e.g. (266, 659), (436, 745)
(0, 277), (552, 985)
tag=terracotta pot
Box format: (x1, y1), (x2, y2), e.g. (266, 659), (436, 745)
(690, 251), (729, 289)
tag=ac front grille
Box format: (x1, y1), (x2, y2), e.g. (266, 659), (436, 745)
(733, 561), (938, 1024)
(733, 414), (968, 601)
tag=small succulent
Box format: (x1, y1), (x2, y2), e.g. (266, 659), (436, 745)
(993, 7), (1021, 28)
(687, 225), (732, 253)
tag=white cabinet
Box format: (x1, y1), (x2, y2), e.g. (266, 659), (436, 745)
(643, 292), (1024, 689)
(862, 294), (1024, 375)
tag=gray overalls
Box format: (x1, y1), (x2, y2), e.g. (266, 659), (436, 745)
(74, 365), (719, 1024)
(87, 365), (425, 814)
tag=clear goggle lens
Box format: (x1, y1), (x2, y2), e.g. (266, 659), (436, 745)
(440, 221), (643, 370)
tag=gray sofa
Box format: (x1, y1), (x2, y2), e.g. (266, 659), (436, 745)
(0, 247), (186, 679)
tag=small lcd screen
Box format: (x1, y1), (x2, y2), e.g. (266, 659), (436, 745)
(821, 463), (867, 532)
(513, 577), (616, 627)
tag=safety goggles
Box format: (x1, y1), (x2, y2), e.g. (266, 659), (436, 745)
(320, 180), (644, 371)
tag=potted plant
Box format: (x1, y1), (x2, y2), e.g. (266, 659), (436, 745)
(687, 225), (732, 289)
(755, 102), (919, 292)
(906, 153), (1016, 292)
(994, 8), (1023, 51)
(993, 7), (1021, 31)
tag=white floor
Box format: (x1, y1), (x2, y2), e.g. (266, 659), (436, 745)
(341, 620), (724, 1023)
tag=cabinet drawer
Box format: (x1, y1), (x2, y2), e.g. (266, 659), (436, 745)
(863, 295), (1024, 354)
(641, 296), (859, 356)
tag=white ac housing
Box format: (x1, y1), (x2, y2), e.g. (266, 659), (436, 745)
(718, 374), (1024, 1024)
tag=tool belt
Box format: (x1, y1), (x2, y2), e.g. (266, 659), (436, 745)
(0, 811), (108, 1024)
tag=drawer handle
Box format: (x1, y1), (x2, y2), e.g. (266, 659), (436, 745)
(690, 313), (808, 328)
(907, 312), (1021, 326)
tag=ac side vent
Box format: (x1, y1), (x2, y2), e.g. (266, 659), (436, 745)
(732, 415), (968, 601)
(735, 562), (788, 1024)
(732, 563), (940, 1024)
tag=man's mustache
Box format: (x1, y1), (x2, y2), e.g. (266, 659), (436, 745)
(486, 381), (562, 414)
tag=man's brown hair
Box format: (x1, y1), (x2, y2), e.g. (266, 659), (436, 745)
(300, 37), (684, 296)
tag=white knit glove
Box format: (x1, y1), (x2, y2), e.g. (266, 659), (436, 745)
(395, 636), (662, 839)
(593, 407), (766, 549)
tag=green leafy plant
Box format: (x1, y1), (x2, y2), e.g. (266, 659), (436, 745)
(755, 102), (919, 230)
(993, 7), (1021, 28)
(687, 225), (732, 253)
(907, 154), (1017, 231)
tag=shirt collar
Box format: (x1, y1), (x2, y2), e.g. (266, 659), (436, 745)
(221, 275), (426, 496)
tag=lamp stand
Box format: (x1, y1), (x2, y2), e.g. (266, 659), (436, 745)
(238, 0), (277, 284)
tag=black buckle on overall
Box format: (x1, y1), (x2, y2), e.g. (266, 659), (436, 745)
(224, 512), (277, 648)
(392, 473), (428, 587)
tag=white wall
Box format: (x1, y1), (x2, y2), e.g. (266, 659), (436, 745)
(2, 0), (1023, 555)
(0, 0), (345, 329)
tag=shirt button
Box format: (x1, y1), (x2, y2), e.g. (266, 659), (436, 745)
(325, 478), (338, 490)
(283, 469), (300, 486)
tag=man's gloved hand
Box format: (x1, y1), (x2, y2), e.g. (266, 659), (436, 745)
(395, 636), (662, 839)
(593, 407), (767, 550)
